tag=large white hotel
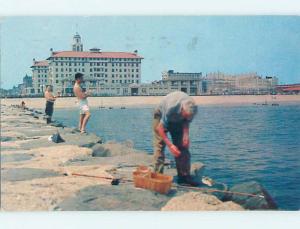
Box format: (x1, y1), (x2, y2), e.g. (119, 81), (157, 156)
(31, 33), (143, 96)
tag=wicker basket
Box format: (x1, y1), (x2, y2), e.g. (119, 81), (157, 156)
(133, 168), (173, 194)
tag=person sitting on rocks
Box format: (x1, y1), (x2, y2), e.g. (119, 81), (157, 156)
(73, 72), (91, 134)
(153, 91), (199, 186)
(44, 85), (58, 124)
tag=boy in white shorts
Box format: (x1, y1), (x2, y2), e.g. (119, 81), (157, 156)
(73, 73), (91, 133)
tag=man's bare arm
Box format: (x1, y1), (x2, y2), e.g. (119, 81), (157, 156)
(156, 122), (181, 157)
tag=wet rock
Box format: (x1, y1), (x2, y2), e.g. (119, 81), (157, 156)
(56, 184), (173, 211)
(103, 141), (138, 156)
(91, 144), (111, 157)
(50, 121), (66, 128)
(227, 181), (277, 210)
(161, 192), (244, 211)
(1, 168), (62, 182)
(191, 162), (205, 181)
(63, 133), (102, 148)
(1, 153), (34, 163)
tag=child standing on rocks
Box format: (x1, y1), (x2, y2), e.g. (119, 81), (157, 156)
(73, 73), (91, 134)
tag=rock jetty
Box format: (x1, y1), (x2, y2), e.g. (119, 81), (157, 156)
(1, 104), (277, 211)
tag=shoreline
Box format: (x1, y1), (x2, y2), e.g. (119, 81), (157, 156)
(0, 104), (280, 211)
(1, 94), (300, 109)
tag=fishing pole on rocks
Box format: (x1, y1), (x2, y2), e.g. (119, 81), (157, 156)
(173, 184), (265, 199)
(68, 172), (265, 199)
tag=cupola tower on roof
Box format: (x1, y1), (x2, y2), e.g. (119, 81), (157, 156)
(72, 32), (83, 52)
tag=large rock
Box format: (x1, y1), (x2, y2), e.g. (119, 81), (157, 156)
(56, 184), (173, 211)
(161, 192), (244, 211)
(228, 181), (277, 210)
(1, 168), (62, 182)
(63, 133), (102, 148)
(1, 153), (34, 163)
(191, 162), (205, 181)
(92, 141), (138, 157)
(91, 144), (111, 157)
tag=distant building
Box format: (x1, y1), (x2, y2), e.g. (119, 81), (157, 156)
(203, 72), (278, 95)
(30, 60), (49, 95)
(276, 84), (300, 94)
(21, 74), (35, 96)
(30, 33), (143, 96)
(131, 70), (203, 96)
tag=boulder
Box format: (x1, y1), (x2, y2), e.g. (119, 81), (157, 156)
(228, 181), (277, 210)
(56, 184), (172, 211)
(191, 162), (205, 181)
(1, 153), (34, 163)
(161, 192), (244, 211)
(1, 168), (62, 182)
(91, 144), (111, 157)
(92, 141), (136, 157)
(62, 133), (102, 148)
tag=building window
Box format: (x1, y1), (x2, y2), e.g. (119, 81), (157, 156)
(136, 80), (139, 83)
(136, 74), (139, 78)
(132, 69), (134, 72)
(136, 63), (138, 67)
(112, 80), (114, 83)
(124, 69), (127, 72)
(82, 68), (85, 72)
(112, 74), (114, 78)
(56, 80), (59, 83)
(136, 69), (139, 72)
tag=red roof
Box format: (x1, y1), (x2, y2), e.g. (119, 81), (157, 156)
(276, 84), (300, 91)
(48, 51), (143, 59)
(31, 60), (49, 67)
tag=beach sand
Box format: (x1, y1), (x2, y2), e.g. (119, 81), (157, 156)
(1, 94), (300, 109)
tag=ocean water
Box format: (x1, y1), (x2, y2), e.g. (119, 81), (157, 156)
(53, 104), (300, 210)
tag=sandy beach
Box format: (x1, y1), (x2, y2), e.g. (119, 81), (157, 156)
(1, 95), (299, 109)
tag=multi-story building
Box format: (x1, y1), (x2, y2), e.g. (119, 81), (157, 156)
(203, 72), (278, 95)
(20, 74), (35, 96)
(45, 33), (143, 96)
(130, 70), (203, 96)
(30, 60), (49, 95)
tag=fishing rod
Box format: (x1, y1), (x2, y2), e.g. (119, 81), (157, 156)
(70, 172), (264, 199)
(71, 172), (133, 185)
(173, 184), (265, 199)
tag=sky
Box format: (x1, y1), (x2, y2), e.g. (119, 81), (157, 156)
(0, 16), (300, 89)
